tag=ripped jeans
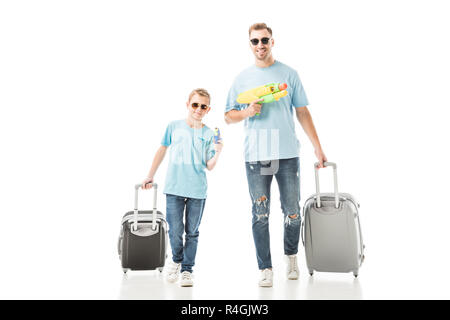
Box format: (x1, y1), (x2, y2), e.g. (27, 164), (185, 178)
(245, 157), (301, 270)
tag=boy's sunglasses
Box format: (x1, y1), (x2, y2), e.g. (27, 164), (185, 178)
(191, 103), (209, 110)
(250, 37), (271, 46)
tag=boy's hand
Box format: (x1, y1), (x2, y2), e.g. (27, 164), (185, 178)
(214, 140), (223, 154)
(246, 99), (263, 117)
(141, 177), (153, 189)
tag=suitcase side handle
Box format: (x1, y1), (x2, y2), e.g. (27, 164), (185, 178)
(133, 183), (158, 232)
(314, 162), (339, 208)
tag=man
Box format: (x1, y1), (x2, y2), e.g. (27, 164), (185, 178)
(225, 23), (327, 287)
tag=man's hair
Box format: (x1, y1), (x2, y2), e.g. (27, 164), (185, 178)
(248, 23), (273, 37)
(188, 88), (211, 104)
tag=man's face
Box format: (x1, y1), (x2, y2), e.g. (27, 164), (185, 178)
(186, 93), (210, 121)
(249, 29), (274, 61)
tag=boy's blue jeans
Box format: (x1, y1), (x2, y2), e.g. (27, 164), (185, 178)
(166, 194), (206, 273)
(245, 157), (301, 270)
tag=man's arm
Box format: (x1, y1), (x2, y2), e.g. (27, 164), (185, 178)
(295, 106), (327, 168)
(224, 99), (263, 124)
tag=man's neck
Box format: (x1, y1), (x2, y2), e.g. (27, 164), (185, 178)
(185, 117), (203, 129)
(255, 56), (275, 68)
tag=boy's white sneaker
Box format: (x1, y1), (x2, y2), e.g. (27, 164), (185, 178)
(180, 271), (194, 287)
(286, 254), (299, 280)
(165, 261), (181, 283)
(259, 268), (273, 287)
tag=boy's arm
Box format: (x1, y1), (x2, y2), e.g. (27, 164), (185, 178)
(206, 142), (223, 171)
(142, 145), (168, 189)
(295, 106), (327, 168)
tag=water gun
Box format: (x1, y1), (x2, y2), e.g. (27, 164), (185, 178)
(214, 127), (221, 144)
(237, 83), (288, 115)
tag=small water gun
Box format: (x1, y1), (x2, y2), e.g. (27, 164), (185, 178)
(214, 127), (221, 144)
(237, 83), (288, 115)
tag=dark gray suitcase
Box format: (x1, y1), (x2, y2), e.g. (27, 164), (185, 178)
(118, 183), (168, 274)
(301, 162), (365, 277)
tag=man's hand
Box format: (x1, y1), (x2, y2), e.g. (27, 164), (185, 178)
(246, 99), (264, 117)
(315, 148), (327, 169)
(141, 177), (153, 189)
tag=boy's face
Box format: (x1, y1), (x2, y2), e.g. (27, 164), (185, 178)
(249, 29), (274, 61)
(186, 94), (210, 121)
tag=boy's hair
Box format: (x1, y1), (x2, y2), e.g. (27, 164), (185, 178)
(248, 23), (273, 37)
(188, 88), (211, 104)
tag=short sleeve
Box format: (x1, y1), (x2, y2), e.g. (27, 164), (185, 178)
(225, 80), (246, 113)
(161, 122), (172, 146)
(291, 71), (309, 108)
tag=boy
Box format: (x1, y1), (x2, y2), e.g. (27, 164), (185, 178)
(142, 88), (223, 287)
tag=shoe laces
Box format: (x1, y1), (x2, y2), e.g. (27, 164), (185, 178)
(288, 256), (298, 272)
(181, 272), (191, 280)
(262, 269), (272, 280)
(168, 262), (180, 273)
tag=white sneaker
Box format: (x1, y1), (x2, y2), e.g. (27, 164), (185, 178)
(180, 271), (194, 287)
(165, 261), (181, 283)
(259, 268), (273, 287)
(286, 254), (299, 280)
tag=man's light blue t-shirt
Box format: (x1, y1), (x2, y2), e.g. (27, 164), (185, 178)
(225, 60), (309, 162)
(161, 119), (215, 199)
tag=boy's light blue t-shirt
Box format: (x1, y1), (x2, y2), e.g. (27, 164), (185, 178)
(161, 119), (215, 199)
(225, 60), (309, 162)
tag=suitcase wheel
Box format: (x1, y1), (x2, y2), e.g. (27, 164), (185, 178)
(157, 268), (163, 273)
(309, 270), (314, 276)
(123, 268), (129, 274)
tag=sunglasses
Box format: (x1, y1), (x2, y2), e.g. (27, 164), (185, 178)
(250, 37), (271, 46)
(191, 102), (209, 110)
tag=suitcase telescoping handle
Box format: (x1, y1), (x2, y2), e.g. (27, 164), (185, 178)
(133, 183), (158, 232)
(314, 162), (339, 208)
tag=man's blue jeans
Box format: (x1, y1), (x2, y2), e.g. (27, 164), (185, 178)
(245, 157), (301, 270)
(166, 194), (206, 273)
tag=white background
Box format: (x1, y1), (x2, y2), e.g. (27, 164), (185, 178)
(1, 0), (449, 299)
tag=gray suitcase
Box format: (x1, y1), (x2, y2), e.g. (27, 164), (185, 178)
(118, 183), (168, 274)
(301, 162), (365, 277)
